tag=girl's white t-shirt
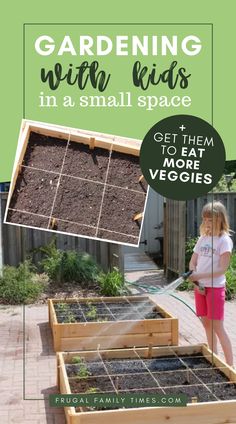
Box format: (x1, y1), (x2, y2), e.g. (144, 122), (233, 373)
(194, 234), (233, 287)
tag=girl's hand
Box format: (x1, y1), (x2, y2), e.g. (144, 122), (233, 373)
(188, 272), (200, 282)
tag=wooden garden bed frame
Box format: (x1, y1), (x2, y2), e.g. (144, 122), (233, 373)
(57, 344), (236, 424)
(48, 296), (178, 351)
(6, 119), (142, 208)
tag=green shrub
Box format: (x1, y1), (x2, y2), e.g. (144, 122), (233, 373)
(39, 238), (100, 284)
(0, 260), (45, 304)
(185, 236), (198, 271)
(226, 252), (236, 300)
(97, 269), (126, 296)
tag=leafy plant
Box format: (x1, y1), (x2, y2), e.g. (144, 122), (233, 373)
(38, 238), (100, 284)
(64, 311), (76, 323)
(185, 236), (198, 271)
(226, 252), (236, 300)
(0, 260), (45, 304)
(85, 304), (97, 320)
(56, 302), (69, 312)
(76, 363), (90, 378)
(97, 268), (126, 296)
(72, 356), (84, 364)
(85, 387), (98, 393)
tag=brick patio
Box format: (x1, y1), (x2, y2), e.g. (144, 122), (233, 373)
(0, 279), (235, 423)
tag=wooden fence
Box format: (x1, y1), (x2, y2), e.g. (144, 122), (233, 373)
(0, 193), (123, 272)
(164, 200), (186, 276)
(165, 193), (236, 277)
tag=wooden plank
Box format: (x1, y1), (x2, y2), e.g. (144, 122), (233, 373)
(202, 344), (236, 381)
(60, 332), (173, 351)
(61, 344), (204, 363)
(50, 295), (151, 304)
(74, 401), (236, 424)
(171, 318), (179, 346)
(58, 319), (172, 338)
(58, 346), (236, 424)
(5, 123), (31, 208)
(49, 297), (178, 351)
(28, 122), (140, 156)
(59, 363), (75, 424)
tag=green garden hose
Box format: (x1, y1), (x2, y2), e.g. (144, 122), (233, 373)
(126, 281), (197, 315)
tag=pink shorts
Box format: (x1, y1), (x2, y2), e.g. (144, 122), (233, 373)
(194, 287), (225, 320)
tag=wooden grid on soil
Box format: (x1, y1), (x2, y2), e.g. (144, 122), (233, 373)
(49, 296), (179, 351)
(5, 121), (148, 246)
(58, 344), (236, 424)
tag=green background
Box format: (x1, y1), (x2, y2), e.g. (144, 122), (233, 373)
(1, 1), (235, 182)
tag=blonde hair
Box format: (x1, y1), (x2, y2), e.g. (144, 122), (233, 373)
(200, 201), (230, 236)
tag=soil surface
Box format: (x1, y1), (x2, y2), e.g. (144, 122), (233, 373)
(104, 360), (147, 375)
(54, 299), (164, 323)
(111, 373), (157, 390)
(69, 376), (114, 393)
(65, 354), (236, 403)
(63, 143), (109, 182)
(6, 209), (50, 228)
(7, 131), (146, 245)
(23, 132), (68, 172)
(99, 186), (145, 238)
(107, 151), (147, 193)
(9, 167), (59, 217)
(66, 362), (107, 378)
(53, 177), (103, 227)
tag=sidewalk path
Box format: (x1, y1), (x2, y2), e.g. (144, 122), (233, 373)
(126, 269), (236, 364)
(0, 305), (65, 424)
(0, 273), (235, 423)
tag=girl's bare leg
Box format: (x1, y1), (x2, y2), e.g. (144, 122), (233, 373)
(201, 317), (218, 353)
(213, 320), (234, 366)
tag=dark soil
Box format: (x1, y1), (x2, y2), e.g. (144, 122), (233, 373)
(54, 299), (163, 323)
(179, 355), (212, 369)
(66, 354), (236, 404)
(66, 362), (107, 377)
(69, 376), (114, 393)
(153, 370), (199, 387)
(98, 186), (146, 237)
(38, 282), (100, 305)
(104, 360), (147, 375)
(194, 368), (229, 384)
(107, 151), (147, 193)
(7, 131), (146, 246)
(206, 383), (236, 400)
(6, 209), (50, 228)
(120, 388), (164, 394)
(53, 176), (103, 227)
(144, 358), (186, 372)
(164, 385), (217, 402)
(23, 132), (68, 172)
(111, 373), (158, 390)
(9, 167), (59, 216)
(63, 143), (109, 182)
(54, 219), (96, 236)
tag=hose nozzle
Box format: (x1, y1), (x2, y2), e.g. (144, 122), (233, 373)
(182, 270), (193, 280)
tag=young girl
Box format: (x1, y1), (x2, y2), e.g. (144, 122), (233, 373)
(189, 201), (234, 366)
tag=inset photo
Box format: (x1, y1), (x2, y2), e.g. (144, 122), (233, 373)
(4, 120), (148, 246)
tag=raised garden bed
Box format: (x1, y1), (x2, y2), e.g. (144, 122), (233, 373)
(57, 344), (236, 424)
(49, 296), (178, 351)
(5, 120), (148, 246)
